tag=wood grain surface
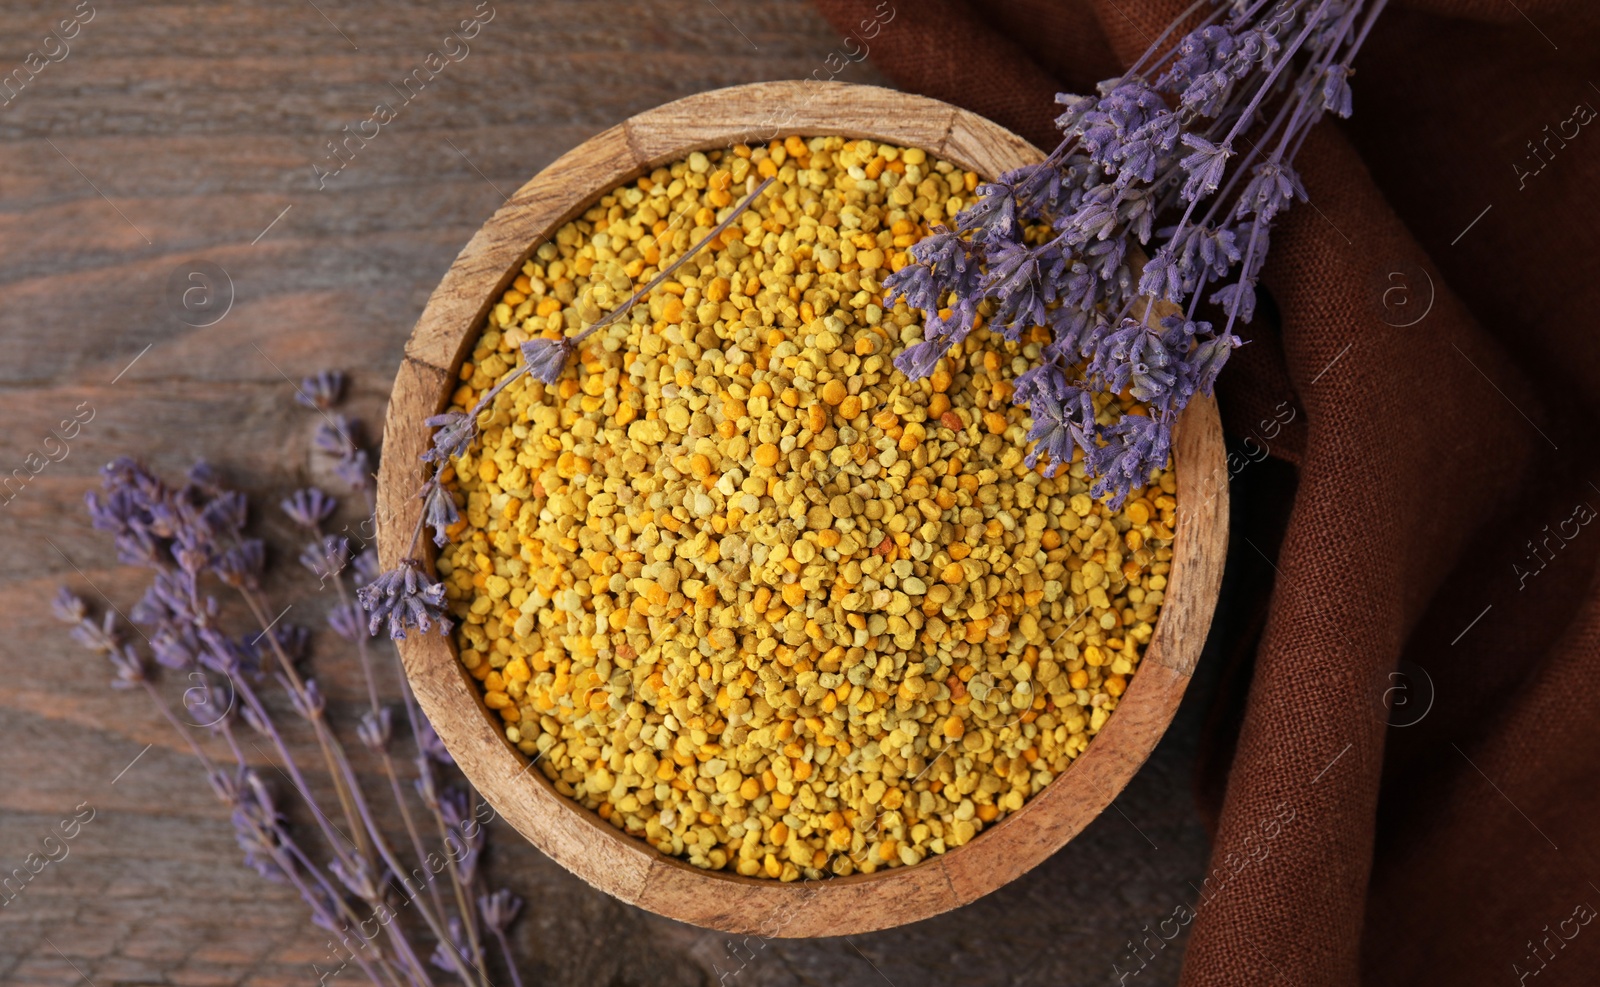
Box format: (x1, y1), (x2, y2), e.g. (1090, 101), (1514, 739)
(380, 80), (1228, 938)
(0, 2), (1220, 985)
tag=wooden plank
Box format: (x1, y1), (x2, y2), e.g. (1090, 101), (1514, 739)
(1, 1), (1218, 983)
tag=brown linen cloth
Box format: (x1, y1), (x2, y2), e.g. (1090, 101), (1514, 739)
(810, 1), (1600, 984)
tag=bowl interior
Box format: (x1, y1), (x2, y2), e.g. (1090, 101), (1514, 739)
(376, 80), (1228, 937)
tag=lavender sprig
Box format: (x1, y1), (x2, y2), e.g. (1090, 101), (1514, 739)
(297, 370), (348, 411)
(363, 175), (778, 640)
(68, 431), (523, 984)
(478, 890), (526, 987)
(885, 0), (1388, 506)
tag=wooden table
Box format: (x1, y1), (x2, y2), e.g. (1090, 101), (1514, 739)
(0, 2), (1213, 983)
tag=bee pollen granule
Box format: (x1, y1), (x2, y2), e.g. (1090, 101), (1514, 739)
(438, 136), (1176, 881)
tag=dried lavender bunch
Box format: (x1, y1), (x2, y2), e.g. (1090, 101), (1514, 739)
(363, 175), (775, 638)
(886, 0), (1388, 506)
(62, 375), (525, 985)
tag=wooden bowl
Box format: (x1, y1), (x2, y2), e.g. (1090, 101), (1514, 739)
(377, 80), (1228, 937)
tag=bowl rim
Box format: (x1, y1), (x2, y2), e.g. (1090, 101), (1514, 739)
(377, 79), (1228, 938)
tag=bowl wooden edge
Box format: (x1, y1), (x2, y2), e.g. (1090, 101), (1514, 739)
(377, 80), (1229, 938)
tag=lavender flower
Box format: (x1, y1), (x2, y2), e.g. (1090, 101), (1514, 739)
(282, 488), (338, 529)
(51, 589), (85, 625)
(439, 787), (483, 885)
(1179, 134), (1232, 203)
(421, 479), (461, 548)
(353, 547), (381, 586)
(296, 370), (347, 410)
(299, 534), (351, 582)
(479, 889), (526, 987)
(478, 889), (520, 932)
(182, 672), (236, 730)
(213, 539), (266, 590)
(53, 590), (151, 690)
(313, 414), (361, 460)
(886, 0), (1387, 505)
(273, 624), (311, 666)
(519, 336), (572, 384)
(68, 439), (522, 987)
(357, 558), (451, 639)
(357, 707), (393, 752)
(333, 447), (373, 493)
(328, 601), (367, 641)
(430, 917), (473, 974)
(230, 770), (290, 882)
(422, 411), (476, 465)
(313, 415), (373, 494)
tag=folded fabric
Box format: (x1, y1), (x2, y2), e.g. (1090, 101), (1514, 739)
(809, 1), (1600, 983)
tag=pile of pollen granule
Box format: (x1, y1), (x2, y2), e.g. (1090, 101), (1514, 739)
(436, 135), (1177, 881)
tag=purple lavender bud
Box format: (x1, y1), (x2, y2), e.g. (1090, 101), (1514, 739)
(1005, 161), (1071, 222)
(83, 609), (125, 655)
(1235, 161), (1305, 223)
(955, 182), (1018, 244)
(1053, 91), (1093, 132)
(133, 569), (191, 629)
(1137, 248), (1183, 303)
(295, 370), (347, 411)
(886, 230), (970, 317)
(983, 242), (1055, 336)
(520, 336), (572, 384)
(108, 643), (149, 691)
(1322, 64), (1353, 117)
(1196, 225), (1242, 278)
(150, 626), (198, 671)
(329, 857), (383, 902)
(186, 460), (225, 496)
(328, 601), (367, 641)
(439, 787), (483, 884)
(100, 456), (159, 493)
(1211, 278), (1258, 324)
(333, 448), (373, 493)
(892, 339), (948, 381)
(353, 547), (381, 587)
(52, 587), (88, 624)
(200, 490), (249, 541)
(199, 627), (248, 677)
(1085, 415), (1163, 508)
(1188, 332), (1242, 396)
(173, 542), (210, 578)
(421, 411), (476, 464)
(183, 672), (235, 728)
(298, 534), (351, 581)
(1021, 379), (1095, 478)
(357, 558), (452, 639)
(421, 480), (462, 548)
(478, 889), (524, 935)
(313, 414), (361, 459)
(281, 488), (338, 529)
(429, 918), (472, 974)
(231, 770), (288, 883)
(213, 538), (266, 590)
(284, 676), (325, 719)
(1041, 304), (1100, 362)
(273, 624), (311, 666)
(1179, 134), (1233, 203)
(357, 707), (393, 752)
